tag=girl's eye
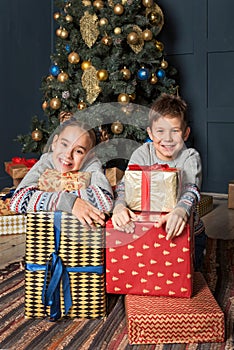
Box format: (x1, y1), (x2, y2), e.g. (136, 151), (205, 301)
(75, 149), (84, 154)
(172, 129), (180, 133)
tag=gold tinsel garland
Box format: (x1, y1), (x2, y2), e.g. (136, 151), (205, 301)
(81, 66), (101, 104)
(80, 12), (100, 48)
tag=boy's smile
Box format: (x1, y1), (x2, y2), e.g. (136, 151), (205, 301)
(147, 115), (190, 161)
(52, 125), (93, 173)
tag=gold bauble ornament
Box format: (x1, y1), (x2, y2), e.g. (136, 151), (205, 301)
(97, 69), (108, 81)
(57, 71), (69, 82)
(77, 101), (87, 110)
(60, 28), (69, 39)
(53, 12), (60, 20)
(93, 0), (104, 10)
(127, 31), (139, 45)
(81, 60), (92, 70)
(114, 3), (124, 15)
(120, 67), (131, 80)
(150, 74), (158, 84)
(117, 93), (130, 104)
(50, 97), (61, 110)
(142, 0), (154, 7)
(46, 75), (54, 82)
(56, 27), (62, 37)
(42, 101), (48, 110)
(129, 93), (136, 101)
(68, 51), (80, 64)
(32, 128), (43, 142)
(99, 18), (108, 26)
(146, 4), (164, 35)
(114, 27), (121, 35)
(111, 121), (124, 134)
(142, 29), (153, 41)
(101, 35), (113, 46)
(65, 14), (73, 22)
(155, 40), (164, 51)
(161, 59), (168, 69)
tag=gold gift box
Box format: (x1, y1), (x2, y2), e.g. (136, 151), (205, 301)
(0, 214), (26, 235)
(125, 167), (179, 212)
(196, 194), (213, 217)
(38, 169), (91, 192)
(105, 167), (124, 187)
(25, 211), (106, 319)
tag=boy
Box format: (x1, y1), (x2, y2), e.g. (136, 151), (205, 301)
(112, 93), (206, 270)
(10, 118), (113, 228)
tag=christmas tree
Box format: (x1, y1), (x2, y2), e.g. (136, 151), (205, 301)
(16, 0), (178, 168)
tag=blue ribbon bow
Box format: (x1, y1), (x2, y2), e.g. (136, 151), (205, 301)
(42, 211), (72, 321)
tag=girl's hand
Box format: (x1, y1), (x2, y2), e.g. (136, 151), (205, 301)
(112, 204), (137, 233)
(72, 197), (105, 228)
(154, 207), (188, 240)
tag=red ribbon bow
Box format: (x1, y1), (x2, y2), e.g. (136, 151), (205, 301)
(128, 163), (177, 171)
(11, 157), (38, 168)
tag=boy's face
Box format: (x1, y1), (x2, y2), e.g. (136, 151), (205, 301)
(147, 115), (190, 161)
(51, 125), (93, 172)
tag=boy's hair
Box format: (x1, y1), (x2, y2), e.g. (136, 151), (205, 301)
(43, 117), (96, 153)
(149, 93), (188, 130)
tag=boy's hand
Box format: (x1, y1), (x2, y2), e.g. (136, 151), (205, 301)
(72, 197), (105, 228)
(112, 203), (137, 233)
(154, 207), (188, 240)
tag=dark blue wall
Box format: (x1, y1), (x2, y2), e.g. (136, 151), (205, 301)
(0, 0), (52, 187)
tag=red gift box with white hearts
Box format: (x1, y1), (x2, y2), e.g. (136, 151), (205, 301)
(106, 214), (194, 297)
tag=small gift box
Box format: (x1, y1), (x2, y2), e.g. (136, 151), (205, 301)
(38, 169), (91, 192)
(125, 164), (180, 212)
(0, 214), (26, 235)
(25, 211), (106, 319)
(196, 194), (213, 217)
(125, 272), (225, 344)
(228, 180), (234, 209)
(0, 187), (15, 215)
(105, 167), (124, 188)
(106, 214), (193, 297)
(5, 157), (38, 186)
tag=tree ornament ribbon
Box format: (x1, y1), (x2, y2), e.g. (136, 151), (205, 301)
(80, 12), (99, 48)
(82, 66), (101, 104)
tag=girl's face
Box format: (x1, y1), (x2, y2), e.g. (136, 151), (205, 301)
(52, 125), (93, 172)
(147, 115), (190, 161)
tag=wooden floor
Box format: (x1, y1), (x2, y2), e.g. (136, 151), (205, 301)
(0, 196), (234, 270)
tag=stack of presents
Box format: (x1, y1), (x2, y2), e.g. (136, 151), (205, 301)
(1, 159), (225, 344)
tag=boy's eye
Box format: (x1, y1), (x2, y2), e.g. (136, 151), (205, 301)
(61, 141), (68, 147)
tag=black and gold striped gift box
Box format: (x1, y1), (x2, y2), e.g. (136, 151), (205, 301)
(196, 194), (213, 218)
(25, 211), (106, 319)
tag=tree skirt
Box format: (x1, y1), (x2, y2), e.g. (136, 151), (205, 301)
(0, 239), (233, 350)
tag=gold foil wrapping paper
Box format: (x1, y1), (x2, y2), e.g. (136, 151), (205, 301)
(38, 169), (91, 192)
(125, 169), (179, 212)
